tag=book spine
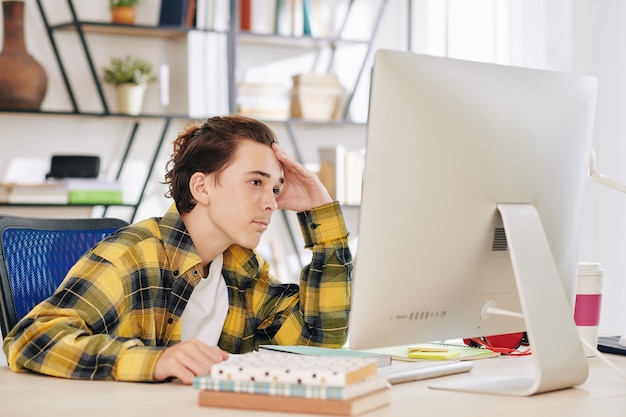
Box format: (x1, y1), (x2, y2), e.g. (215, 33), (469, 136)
(159, 0), (189, 27)
(239, 0), (251, 31)
(275, 0), (294, 36)
(68, 190), (123, 205)
(194, 375), (389, 400)
(198, 387), (392, 415)
(185, 0), (197, 27)
(194, 379), (348, 400)
(302, 0), (317, 36)
(212, 0), (230, 31)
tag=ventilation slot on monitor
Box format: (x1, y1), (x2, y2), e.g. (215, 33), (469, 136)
(492, 227), (508, 251)
(391, 310), (448, 321)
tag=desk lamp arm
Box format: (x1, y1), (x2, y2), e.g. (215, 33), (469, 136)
(589, 148), (626, 194)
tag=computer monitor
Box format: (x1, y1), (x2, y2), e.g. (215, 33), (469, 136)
(348, 50), (598, 396)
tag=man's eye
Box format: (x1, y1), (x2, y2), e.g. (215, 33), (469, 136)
(251, 180), (262, 186)
(273, 187), (281, 196)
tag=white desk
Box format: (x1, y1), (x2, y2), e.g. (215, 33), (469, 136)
(1, 354), (626, 417)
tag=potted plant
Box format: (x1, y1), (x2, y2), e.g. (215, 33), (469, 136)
(102, 55), (157, 115)
(109, 0), (141, 25)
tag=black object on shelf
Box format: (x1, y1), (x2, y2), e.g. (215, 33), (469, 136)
(158, 0), (189, 27)
(45, 155), (100, 179)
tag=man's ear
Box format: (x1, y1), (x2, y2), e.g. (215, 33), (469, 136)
(189, 172), (210, 205)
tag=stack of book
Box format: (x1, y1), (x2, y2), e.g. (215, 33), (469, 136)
(194, 351), (391, 416)
(5, 182), (68, 204)
(290, 73), (346, 121)
(1, 179), (123, 205)
(50, 179), (123, 205)
(237, 82), (291, 121)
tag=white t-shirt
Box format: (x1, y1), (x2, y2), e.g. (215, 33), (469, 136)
(180, 253), (229, 345)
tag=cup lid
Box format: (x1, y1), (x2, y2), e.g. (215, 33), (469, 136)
(578, 262), (604, 274)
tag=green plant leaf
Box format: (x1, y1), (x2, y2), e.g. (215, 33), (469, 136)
(102, 55), (157, 86)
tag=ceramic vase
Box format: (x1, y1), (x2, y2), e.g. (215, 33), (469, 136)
(0, 1), (48, 110)
(116, 83), (147, 115)
(111, 6), (136, 25)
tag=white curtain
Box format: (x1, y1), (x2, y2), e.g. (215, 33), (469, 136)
(410, 0), (573, 71)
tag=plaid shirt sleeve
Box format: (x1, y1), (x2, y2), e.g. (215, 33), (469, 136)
(3, 222), (172, 382)
(219, 202), (352, 352)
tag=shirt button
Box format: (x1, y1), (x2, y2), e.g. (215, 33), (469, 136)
(193, 270), (199, 276)
(172, 270), (179, 277)
(167, 318), (173, 324)
(311, 223), (319, 229)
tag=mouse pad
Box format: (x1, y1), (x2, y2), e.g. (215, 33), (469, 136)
(598, 336), (626, 356)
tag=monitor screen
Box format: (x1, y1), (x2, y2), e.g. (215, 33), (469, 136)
(348, 50), (597, 395)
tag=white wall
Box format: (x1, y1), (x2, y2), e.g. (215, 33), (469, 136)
(571, 0), (626, 337)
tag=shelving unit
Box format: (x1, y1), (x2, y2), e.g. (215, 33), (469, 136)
(24, 0), (201, 222)
(1, 0), (388, 265)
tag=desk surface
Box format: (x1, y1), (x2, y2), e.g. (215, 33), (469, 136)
(1, 354), (626, 417)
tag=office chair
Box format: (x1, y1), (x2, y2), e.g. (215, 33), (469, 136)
(0, 215), (129, 337)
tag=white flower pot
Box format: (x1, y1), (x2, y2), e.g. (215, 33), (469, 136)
(116, 83), (147, 115)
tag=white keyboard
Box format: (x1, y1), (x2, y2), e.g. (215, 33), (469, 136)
(377, 360), (474, 384)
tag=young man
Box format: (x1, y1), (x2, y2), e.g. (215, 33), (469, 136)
(3, 115), (352, 384)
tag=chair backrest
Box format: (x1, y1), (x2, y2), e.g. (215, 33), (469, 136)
(0, 215), (129, 337)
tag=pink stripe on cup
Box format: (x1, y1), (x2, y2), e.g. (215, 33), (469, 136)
(574, 294), (602, 326)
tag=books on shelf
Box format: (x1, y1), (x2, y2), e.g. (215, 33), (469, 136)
(197, 386), (391, 416)
(254, 0), (336, 38)
(1, 179), (124, 206)
(250, 0), (276, 34)
(237, 82), (291, 120)
(192, 0), (230, 31)
(53, 179), (123, 205)
(185, 0), (335, 37)
(158, 0), (190, 27)
(318, 145), (364, 205)
(5, 183), (68, 204)
(275, 0), (295, 36)
(239, 0), (251, 31)
(187, 30), (229, 118)
(259, 344), (392, 367)
(290, 73), (346, 121)
(194, 350), (390, 415)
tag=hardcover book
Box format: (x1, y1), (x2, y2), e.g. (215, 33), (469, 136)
(198, 386), (391, 416)
(208, 351), (378, 386)
(158, 0), (189, 27)
(193, 374), (389, 400)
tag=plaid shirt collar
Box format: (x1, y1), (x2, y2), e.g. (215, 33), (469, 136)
(157, 203), (259, 281)
(158, 203), (204, 280)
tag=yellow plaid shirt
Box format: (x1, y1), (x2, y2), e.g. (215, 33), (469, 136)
(3, 202), (352, 382)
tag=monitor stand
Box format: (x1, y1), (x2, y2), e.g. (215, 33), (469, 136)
(430, 203), (589, 396)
